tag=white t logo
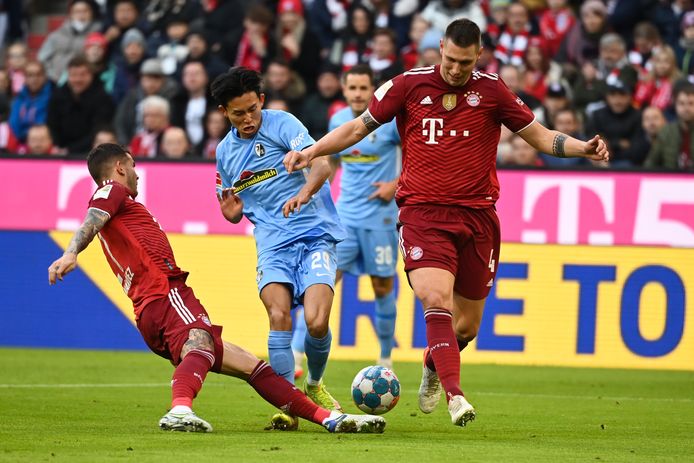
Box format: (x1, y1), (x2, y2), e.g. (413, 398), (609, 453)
(422, 118), (444, 145)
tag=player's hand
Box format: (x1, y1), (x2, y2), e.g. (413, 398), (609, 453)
(218, 188), (244, 223)
(283, 191), (311, 217)
(284, 150), (311, 173)
(48, 253), (77, 285)
(368, 180), (397, 202)
(583, 135), (610, 162)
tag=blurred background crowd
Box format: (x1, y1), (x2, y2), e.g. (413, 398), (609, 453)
(0, 0), (692, 170)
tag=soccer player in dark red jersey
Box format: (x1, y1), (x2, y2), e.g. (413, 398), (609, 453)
(284, 19), (610, 427)
(47, 143), (386, 434)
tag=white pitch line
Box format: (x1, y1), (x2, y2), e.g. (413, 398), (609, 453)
(473, 391), (694, 404)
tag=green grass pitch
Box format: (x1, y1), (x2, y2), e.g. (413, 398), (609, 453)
(1, 348), (692, 462)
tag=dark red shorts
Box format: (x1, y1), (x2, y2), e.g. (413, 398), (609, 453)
(397, 204), (501, 300)
(136, 279), (224, 373)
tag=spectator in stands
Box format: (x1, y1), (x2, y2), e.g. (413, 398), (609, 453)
(9, 60), (52, 143)
(81, 32), (127, 102)
(102, 0), (142, 63)
(92, 127), (118, 148)
(301, 63), (344, 140)
(264, 58), (306, 115)
(113, 28), (147, 99)
(640, 105), (667, 155)
(522, 36), (563, 102)
(0, 98), (19, 154)
(5, 42), (28, 95)
(538, 0), (575, 58)
(585, 80), (648, 167)
(556, 0), (609, 82)
(275, 0), (322, 93)
(400, 14), (429, 71)
(369, 28), (404, 85)
(198, 109), (229, 159)
(635, 45), (682, 115)
(485, 0), (509, 44)
(265, 98), (291, 111)
(540, 108), (588, 167)
(330, 5), (375, 72)
(645, 84), (694, 171)
(597, 33), (639, 89)
(538, 82), (571, 129)
(629, 22), (662, 77)
(505, 133), (544, 167)
(171, 61), (213, 148)
(19, 124), (61, 155)
(38, 0), (102, 82)
(161, 126), (193, 158)
(494, 1), (534, 67)
(148, 14), (190, 76)
(198, 0), (245, 57)
(224, 4), (276, 73)
(184, 27), (228, 81)
(142, 0), (202, 36)
(115, 58), (179, 145)
(129, 94), (170, 158)
(421, 0), (487, 35)
(676, 11), (694, 79)
(417, 28), (443, 67)
(499, 63), (541, 111)
(47, 55), (115, 154)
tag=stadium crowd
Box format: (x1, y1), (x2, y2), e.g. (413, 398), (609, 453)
(0, 0), (693, 170)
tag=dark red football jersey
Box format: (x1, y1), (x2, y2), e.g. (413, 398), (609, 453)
(88, 181), (186, 318)
(368, 65), (535, 208)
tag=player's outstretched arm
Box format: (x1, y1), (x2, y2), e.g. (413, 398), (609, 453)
(48, 208), (110, 284)
(518, 120), (610, 161)
(282, 156), (332, 217)
(284, 112), (378, 173)
(218, 188), (244, 224)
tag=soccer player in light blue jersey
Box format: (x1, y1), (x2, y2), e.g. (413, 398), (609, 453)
(330, 64), (401, 369)
(211, 67), (346, 430)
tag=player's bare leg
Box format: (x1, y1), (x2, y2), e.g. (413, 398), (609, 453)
(371, 275), (396, 370)
(159, 329), (217, 432)
(409, 267), (466, 417)
(302, 283), (342, 411)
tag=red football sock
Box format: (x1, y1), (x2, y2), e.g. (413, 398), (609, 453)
(425, 337), (469, 371)
(424, 308), (464, 402)
(171, 350), (214, 408)
(247, 361), (331, 424)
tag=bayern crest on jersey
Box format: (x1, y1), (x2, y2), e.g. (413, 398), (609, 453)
(465, 92), (481, 107)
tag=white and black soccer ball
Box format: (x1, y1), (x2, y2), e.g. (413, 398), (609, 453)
(351, 365), (400, 415)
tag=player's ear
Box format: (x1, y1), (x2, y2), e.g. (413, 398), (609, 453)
(217, 104), (228, 118)
(259, 93), (266, 107)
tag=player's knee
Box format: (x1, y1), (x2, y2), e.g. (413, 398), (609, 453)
(305, 316), (329, 338)
(419, 292), (450, 310)
(454, 322), (479, 343)
(267, 307), (292, 330)
(372, 282), (393, 298)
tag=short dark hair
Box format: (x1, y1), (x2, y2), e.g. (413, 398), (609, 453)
(211, 66), (263, 106)
(87, 143), (130, 183)
(444, 19), (481, 48)
(343, 64), (373, 85)
(67, 54), (91, 70)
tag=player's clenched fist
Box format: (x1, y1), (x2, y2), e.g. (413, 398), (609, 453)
(218, 188), (244, 224)
(283, 150), (311, 173)
(48, 252), (77, 285)
(583, 135), (610, 162)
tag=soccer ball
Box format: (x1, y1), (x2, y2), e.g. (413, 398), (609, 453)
(351, 365), (400, 415)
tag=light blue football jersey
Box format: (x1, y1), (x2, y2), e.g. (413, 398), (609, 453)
(216, 109), (345, 254)
(329, 107), (400, 230)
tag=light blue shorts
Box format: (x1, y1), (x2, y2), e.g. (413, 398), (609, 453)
(337, 225), (398, 277)
(256, 236), (338, 307)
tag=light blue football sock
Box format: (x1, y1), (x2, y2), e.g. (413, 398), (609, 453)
(291, 307), (307, 354)
(304, 328), (332, 385)
(375, 292), (397, 359)
(268, 330), (294, 385)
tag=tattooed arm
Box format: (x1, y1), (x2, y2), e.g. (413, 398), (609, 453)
(284, 111), (380, 173)
(48, 208), (110, 284)
(518, 120), (610, 161)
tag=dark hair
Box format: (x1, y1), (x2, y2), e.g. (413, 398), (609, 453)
(67, 54), (91, 70)
(343, 64), (373, 84)
(444, 19), (481, 48)
(211, 66), (263, 106)
(87, 143), (130, 183)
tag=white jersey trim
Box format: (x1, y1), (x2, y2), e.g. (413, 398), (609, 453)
(366, 108), (384, 127)
(514, 117), (537, 134)
(405, 66), (435, 75)
(87, 207), (111, 218)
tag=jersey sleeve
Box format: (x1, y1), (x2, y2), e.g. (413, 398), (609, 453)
(278, 112), (316, 151)
(88, 183), (127, 217)
(215, 149), (233, 195)
(368, 74), (406, 125)
(495, 78), (536, 132)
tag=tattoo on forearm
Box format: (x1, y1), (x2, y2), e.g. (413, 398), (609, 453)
(65, 208), (110, 254)
(181, 328), (215, 357)
(360, 111), (380, 133)
(552, 134), (567, 158)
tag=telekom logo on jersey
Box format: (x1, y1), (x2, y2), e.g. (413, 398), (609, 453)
(421, 118), (469, 145)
